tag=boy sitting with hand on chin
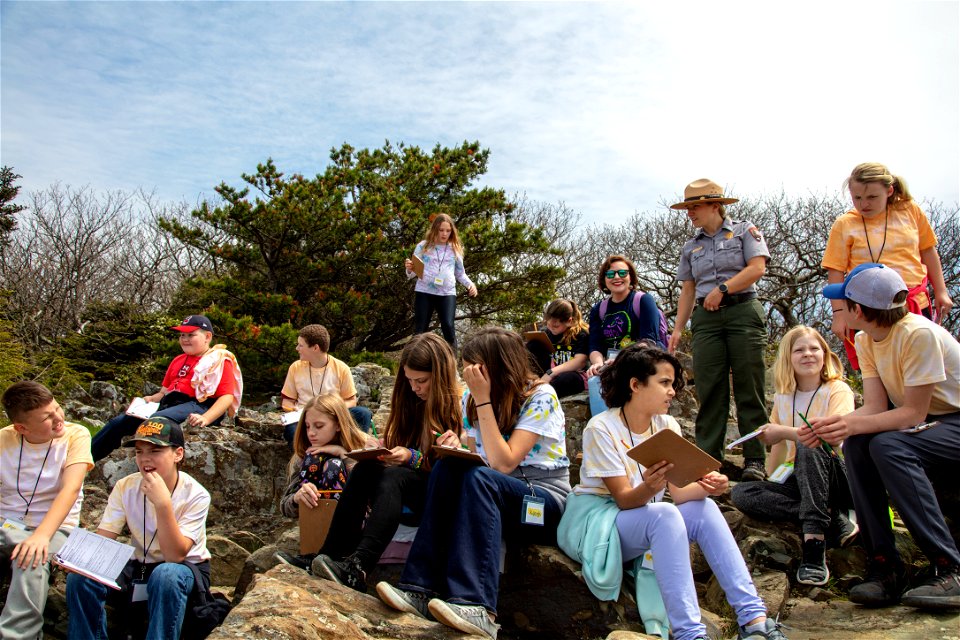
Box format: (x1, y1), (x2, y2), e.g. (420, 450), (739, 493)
(1, 381), (93, 640)
(92, 314), (242, 461)
(815, 263), (959, 610)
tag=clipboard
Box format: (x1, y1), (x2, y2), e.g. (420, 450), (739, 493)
(299, 498), (338, 554)
(431, 445), (487, 466)
(410, 254), (425, 279)
(522, 330), (554, 352)
(345, 447), (392, 461)
(626, 429), (721, 487)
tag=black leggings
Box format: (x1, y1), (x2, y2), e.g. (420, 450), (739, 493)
(525, 338), (587, 398)
(320, 461), (428, 572)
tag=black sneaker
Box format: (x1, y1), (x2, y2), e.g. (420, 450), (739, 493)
(849, 555), (907, 607)
(796, 538), (829, 586)
(828, 511), (859, 549)
(901, 559), (960, 610)
(274, 551), (315, 572)
(312, 553), (367, 593)
(741, 459), (766, 482)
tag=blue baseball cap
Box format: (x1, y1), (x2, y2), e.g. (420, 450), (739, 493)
(822, 263), (908, 310)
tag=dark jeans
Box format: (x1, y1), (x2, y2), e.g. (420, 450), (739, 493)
(399, 460), (564, 615)
(525, 340), (587, 399)
(844, 412), (960, 565)
(413, 292), (457, 349)
(92, 398), (218, 461)
(690, 299), (768, 461)
(282, 406), (373, 446)
(731, 444), (853, 535)
(320, 461), (428, 572)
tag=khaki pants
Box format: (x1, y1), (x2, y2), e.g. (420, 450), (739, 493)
(0, 526), (70, 640)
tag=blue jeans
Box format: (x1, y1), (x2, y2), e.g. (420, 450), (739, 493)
(283, 406), (373, 445)
(413, 292), (457, 349)
(616, 499), (766, 640)
(587, 375), (607, 417)
(399, 460), (563, 614)
(92, 399), (217, 461)
(67, 562), (195, 640)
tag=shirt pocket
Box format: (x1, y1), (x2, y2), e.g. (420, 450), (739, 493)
(690, 249), (712, 281)
(715, 238), (745, 271)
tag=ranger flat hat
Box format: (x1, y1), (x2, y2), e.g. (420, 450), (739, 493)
(670, 179), (739, 210)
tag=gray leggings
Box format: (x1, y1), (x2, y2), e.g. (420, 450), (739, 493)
(730, 443), (853, 535)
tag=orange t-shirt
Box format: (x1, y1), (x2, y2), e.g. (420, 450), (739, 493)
(822, 200), (937, 308)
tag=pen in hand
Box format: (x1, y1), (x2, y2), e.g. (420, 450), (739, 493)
(797, 412), (839, 459)
(434, 430), (469, 450)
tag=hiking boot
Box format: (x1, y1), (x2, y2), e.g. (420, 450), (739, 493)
(849, 555), (907, 607)
(312, 553), (367, 593)
(428, 599), (500, 640)
(376, 582), (435, 620)
(828, 511), (859, 549)
(741, 459), (766, 482)
(796, 538), (829, 586)
(738, 617), (789, 639)
(274, 551), (315, 572)
(901, 559), (960, 610)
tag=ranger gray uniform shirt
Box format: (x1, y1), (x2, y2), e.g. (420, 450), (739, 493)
(677, 218), (771, 298)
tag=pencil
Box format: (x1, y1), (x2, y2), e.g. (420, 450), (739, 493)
(433, 430), (470, 450)
(797, 412), (839, 460)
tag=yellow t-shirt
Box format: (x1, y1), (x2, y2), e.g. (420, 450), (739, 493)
(0, 422), (93, 529)
(280, 356), (357, 410)
(856, 313), (960, 416)
(821, 200), (937, 308)
(766, 379), (855, 472)
(99, 471), (211, 564)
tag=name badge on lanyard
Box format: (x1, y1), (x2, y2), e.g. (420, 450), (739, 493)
(2, 518), (27, 530)
(434, 277), (445, 287)
(521, 495), (545, 526)
(131, 580), (149, 602)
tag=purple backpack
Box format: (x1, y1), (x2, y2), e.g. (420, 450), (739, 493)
(599, 290), (669, 349)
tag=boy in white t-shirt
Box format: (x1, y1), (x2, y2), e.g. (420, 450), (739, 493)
(817, 263), (960, 610)
(1, 381), (93, 640)
(66, 416), (212, 640)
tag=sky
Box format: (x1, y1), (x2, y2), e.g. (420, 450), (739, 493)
(2, 1), (958, 225)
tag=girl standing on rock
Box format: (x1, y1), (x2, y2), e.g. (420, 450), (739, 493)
(405, 213), (478, 350)
(559, 345), (787, 640)
(377, 327), (570, 640)
(311, 333), (462, 592)
(731, 326), (857, 586)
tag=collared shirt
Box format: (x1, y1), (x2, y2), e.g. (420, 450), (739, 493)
(677, 218), (770, 298)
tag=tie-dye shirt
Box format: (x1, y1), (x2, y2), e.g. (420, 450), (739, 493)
(463, 384), (569, 471)
(409, 240), (474, 296)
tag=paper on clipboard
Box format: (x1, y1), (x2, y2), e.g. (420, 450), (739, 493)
(125, 397), (159, 420)
(725, 427), (766, 450)
(53, 528), (135, 590)
(410, 254), (425, 279)
(345, 447), (392, 461)
(626, 429), (720, 488)
(281, 410), (302, 427)
(431, 445), (487, 466)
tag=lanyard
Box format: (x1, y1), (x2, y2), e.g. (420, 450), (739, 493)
(141, 472), (180, 568)
(792, 383), (823, 428)
(308, 360), (330, 397)
(16, 437), (53, 521)
(861, 210), (888, 264)
(435, 244), (448, 273)
(621, 409), (659, 500)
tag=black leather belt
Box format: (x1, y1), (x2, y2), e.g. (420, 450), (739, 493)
(696, 291), (757, 307)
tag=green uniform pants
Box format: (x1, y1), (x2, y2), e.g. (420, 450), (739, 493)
(690, 299), (768, 461)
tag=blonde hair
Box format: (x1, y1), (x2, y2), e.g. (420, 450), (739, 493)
(543, 299), (588, 347)
(288, 394), (367, 476)
(773, 326), (845, 394)
(845, 162), (913, 204)
(424, 213), (464, 256)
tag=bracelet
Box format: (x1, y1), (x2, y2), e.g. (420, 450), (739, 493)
(407, 448), (424, 470)
(475, 401), (492, 409)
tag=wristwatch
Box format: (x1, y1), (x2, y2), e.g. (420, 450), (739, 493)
(545, 369), (554, 378)
(718, 282), (729, 294)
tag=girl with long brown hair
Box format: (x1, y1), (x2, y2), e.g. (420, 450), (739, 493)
(525, 298), (590, 398)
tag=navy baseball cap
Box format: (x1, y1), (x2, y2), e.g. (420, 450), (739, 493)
(822, 263), (908, 310)
(171, 314), (214, 333)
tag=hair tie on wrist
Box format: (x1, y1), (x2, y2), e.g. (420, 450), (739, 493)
(475, 401), (491, 408)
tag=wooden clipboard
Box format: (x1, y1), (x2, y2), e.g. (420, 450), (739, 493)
(626, 429), (720, 487)
(345, 447), (391, 461)
(432, 445), (487, 466)
(299, 498), (338, 554)
(522, 330), (554, 352)
(410, 254), (425, 279)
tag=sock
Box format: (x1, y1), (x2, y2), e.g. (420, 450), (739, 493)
(744, 619), (767, 633)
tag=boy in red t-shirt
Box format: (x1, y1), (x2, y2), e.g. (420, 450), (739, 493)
(91, 315), (241, 461)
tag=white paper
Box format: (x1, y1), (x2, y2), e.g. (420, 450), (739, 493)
(54, 528), (136, 590)
(125, 397), (160, 420)
(725, 427), (766, 450)
(281, 410), (302, 426)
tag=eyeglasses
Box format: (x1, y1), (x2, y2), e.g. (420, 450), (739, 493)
(605, 269), (629, 279)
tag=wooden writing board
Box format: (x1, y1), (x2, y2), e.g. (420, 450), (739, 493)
(522, 330), (554, 352)
(432, 445), (487, 465)
(345, 447), (392, 461)
(299, 498), (337, 554)
(410, 254), (425, 279)
(626, 429), (721, 488)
